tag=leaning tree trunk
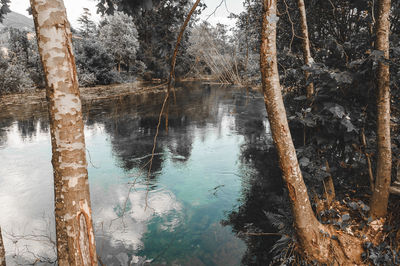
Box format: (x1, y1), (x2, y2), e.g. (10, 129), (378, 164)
(261, 0), (321, 255)
(167, 0), (201, 95)
(370, 0), (392, 219)
(296, 0), (314, 98)
(163, 0), (201, 131)
(260, 0), (363, 263)
(0, 227), (5, 266)
(30, 0), (97, 265)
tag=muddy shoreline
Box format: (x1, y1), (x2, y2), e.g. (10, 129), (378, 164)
(0, 82), (179, 121)
(0, 82), (170, 107)
(0, 80), (258, 122)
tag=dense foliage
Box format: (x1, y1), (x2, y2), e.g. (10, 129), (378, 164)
(225, 0), (400, 264)
(0, 0), (204, 93)
(0, 28), (43, 93)
(0, 0), (10, 23)
(73, 10), (141, 86)
(97, 0), (204, 80)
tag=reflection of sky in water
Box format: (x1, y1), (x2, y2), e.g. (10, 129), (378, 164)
(0, 89), (256, 265)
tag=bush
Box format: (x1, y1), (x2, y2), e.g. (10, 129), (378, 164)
(74, 38), (122, 85)
(0, 62), (33, 94)
(77, 66), (96, 87)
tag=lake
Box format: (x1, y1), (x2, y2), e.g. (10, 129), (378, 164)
(0, 82), (284, 265)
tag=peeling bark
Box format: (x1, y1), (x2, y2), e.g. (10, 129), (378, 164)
(0, 227), (5, 266)
(370, 0), (392, 219)
(296, 0), (314, 98)
(260, 1), (363, 263)
(30, 0), (97, 265)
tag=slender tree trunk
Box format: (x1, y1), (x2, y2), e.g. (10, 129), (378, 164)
(260, 0), (362, 263)
(261, 0), (321, 257)
(164, 0), (201, 125)
(296, 0), (314, 98)
(0, 227), (5, 266)
(396, 160), (400, 186)
(168, 0), (201, 94)
(370, 0), (392, 219)
(118, 55), (122, 73)
(30, 0), (97, 265)
(324, 161), (335, 206)
(389, 160), (400, 195)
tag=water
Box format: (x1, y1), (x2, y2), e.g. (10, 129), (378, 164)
(0, 83), (283, 265)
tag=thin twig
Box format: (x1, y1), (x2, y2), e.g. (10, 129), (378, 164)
(145, 0), (201, 210)
(205, 0), (224, 21)
(145, 93), (169, 210)
(361, 129), (375, 192)
(241, 232), (283, 236)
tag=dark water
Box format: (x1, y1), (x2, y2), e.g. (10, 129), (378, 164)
(0, 83), (284, 265)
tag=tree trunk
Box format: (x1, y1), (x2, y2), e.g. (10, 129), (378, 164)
(296, 0), (314, 98)
(261, 0), (321, 257)
(324, 161), (335, 206)
(390, 162), (400, 193)
(30, 0), (97, 265)
(118, 56), (121, 73)
(260, 0), (363, 263)
(370, 0), (392, 219)
(0, 227), (5, 266)
(395, 160), (400, 186)
(168, 0), (201, 94)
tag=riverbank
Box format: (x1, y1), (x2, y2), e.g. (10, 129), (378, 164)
(0, 82), (170, 107)
(0, 80), (260, 117)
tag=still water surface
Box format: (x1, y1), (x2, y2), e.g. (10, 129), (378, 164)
(0, 83), (282, 265)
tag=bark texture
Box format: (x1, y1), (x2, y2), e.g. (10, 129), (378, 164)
(260, 0), (363, 263)
(370, 0), (392, 218)
(30, 0), (97, 265)
(324, 161), (335, 206)
(0, 227), (5, 266)
(261, 0), (321, 258)
(296, 0), (314, 98)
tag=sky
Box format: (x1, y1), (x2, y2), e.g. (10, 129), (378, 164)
(9, 0), (244, 29)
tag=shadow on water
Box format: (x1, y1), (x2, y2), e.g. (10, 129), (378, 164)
(0, 82), (285, 265)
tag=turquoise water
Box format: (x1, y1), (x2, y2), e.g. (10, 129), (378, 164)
(0, 83), (274, 265)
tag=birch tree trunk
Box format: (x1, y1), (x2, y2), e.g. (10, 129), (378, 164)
(370, 0), (392, 218)
(296, 0), (314, 98)
(30, 0), (97, 265)
(0, 227), (5, 266)
(260, 0), (362, 263)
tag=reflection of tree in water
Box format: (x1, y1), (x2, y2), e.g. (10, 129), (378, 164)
(87, 85), (288, 264)
(105, 116), (165, 173)
(88, 83), (229, 175)
(0, 104), (49, 145)
(223, 89), (286, 265)
(17, 118), (36, 139)
(0, 119), (13, 147)
(0, 84), (291, 264)
(18, 117), (49, 140)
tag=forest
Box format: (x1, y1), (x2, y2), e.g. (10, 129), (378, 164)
(0, 0), (399, 265)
